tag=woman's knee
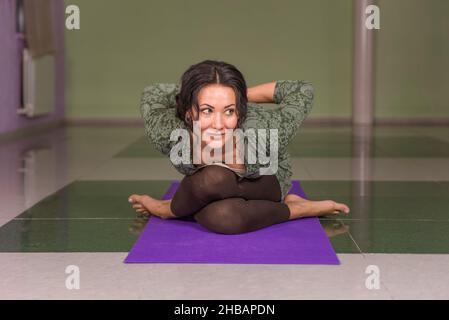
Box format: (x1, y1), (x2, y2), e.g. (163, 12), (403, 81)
(194, 199), (248, 235)
(188, 165), (238, 200)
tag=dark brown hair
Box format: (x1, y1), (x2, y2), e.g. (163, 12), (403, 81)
(175, 60), (248, 130)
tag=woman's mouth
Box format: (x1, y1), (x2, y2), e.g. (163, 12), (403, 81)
(205, 130), (224, 137)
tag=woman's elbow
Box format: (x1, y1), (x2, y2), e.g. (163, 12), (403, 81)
(300, 81), (314, 115)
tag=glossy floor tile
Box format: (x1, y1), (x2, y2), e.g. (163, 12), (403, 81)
(301, 180), (449, 197)
(0, 215), (361, 254)
(302, 158), (449, 181)
(333, 219), (449, 253)
(0, 180), (357, 253)
(80, 158), (187, 180)
(3, 179), (449, 254)
(0, 218), (145, 252)
(319, 219), (361, 253)
(302, 181), (449, 221)
(15, 181), (172, 219)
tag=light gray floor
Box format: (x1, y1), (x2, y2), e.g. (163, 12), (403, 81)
(1, 252), (448, 299)
(2, 252), (448, 300)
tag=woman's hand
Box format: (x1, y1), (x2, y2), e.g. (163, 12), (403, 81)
(247, 82), (276, 103)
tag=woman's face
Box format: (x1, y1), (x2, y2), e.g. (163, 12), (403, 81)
(188, 84), (238, 148)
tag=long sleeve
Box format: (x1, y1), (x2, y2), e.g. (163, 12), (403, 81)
(272, 80), (314, 149)
(140, 83), (186, 156)
(243, 80), (314, 156)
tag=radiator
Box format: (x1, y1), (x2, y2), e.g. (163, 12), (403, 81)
(19, 48), (55, 117)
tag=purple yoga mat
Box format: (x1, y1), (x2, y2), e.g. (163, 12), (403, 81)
(124, 180), (340, 265)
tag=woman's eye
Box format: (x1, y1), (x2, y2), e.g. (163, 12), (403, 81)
(201, 108), (212, 115)
(226, 109), (235, 116)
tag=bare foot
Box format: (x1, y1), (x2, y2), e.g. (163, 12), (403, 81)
(284, 197), (350, 220)
(284, 194), (308, 203)
(128, 194), (176, 220)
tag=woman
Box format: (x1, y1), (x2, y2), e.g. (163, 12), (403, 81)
(129, 60), (349, 234)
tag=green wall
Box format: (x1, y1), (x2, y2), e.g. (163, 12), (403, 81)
(64, 0), (448, 120)
(375, 0), (449, 118)
(64, 0), (353, 119)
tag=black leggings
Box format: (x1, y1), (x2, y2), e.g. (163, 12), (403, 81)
(170, 165), (291, 235)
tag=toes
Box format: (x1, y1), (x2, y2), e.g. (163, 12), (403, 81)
(128, 194), (141, 204)
(335, 203), (350, 214)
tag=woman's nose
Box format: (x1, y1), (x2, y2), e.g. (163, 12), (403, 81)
(213, 114), (223, 130)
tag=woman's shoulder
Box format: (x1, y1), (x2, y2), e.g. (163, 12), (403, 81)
(243, 103), (275, 128)
(142, 83), (180, 98)
(245, 102), (268, 118)
(141, 83), (180, 109)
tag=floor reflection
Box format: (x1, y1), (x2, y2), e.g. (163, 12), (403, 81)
(0, 127), (68, 213)
(320, 219), (350, 238)
(351, 125), (373, 247)
(128, 216), (150, 236)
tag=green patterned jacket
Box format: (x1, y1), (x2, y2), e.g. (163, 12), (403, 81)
(140, 80), (314, 201)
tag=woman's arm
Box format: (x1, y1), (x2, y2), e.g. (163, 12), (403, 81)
(272, 80), (314, 151)
(247, 82), (276, 103)
(244, 80), (314, 156)
(140, 83), (185, 156)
